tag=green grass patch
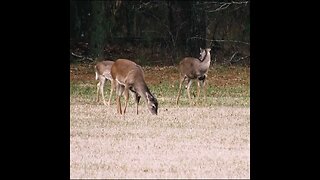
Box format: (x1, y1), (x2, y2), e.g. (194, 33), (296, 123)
(147, 80), (249, 106)
(70, 80), (250, 107)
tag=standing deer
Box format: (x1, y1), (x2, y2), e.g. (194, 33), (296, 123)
(94, 60), (115, 106)
(111, 59), (158, 115)
(176, 48), (212, 105)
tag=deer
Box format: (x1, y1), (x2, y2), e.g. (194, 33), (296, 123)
(176, 47), (212, 105)
(111, 59), (158, 115)
(94, 60), (115, 106)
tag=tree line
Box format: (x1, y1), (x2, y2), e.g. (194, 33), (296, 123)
(70, 0), (250, 66)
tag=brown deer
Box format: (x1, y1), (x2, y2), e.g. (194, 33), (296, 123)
(111, 59), (158, 115)
(176, 48), (212, 105)
(94, 60), (115, 106)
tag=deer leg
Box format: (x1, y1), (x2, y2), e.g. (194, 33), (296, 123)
(196, 80), (201, 104)
(116, 83), (124, 114)
(96, 81), (100, 102)
(196, 74), (207, 103)
(202, 76), (207, 100)
(199, 74), (207, 100)
(116, 95), (121, 114)
(136, 94), (141, 115)
(186, 79), (193, 105)
(176, 76), (186, 105)
(134, 92), (141, 115)
(123, 86), (130, 115)
(108, 80), (115, 106)
(99, 78), (107, 106)
(130, 89), (140, 115)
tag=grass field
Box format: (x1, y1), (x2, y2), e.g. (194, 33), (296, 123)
(70, 63), (250, 179)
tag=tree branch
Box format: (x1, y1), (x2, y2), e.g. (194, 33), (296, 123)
(189, 37), (250, 45)
(231, 55), (250, 63)
(71, 52), (94, 62)
(229, 51), (238, 62)
(198, 1), (249, 13)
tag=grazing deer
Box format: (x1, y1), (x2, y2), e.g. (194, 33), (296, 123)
(111, 59), (158, 115)
(176, 48), (212, 105)
(94, 60), (115, 106)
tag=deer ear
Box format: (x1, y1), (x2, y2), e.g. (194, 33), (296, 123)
(200, 47), (202, 51)
(207, 48), (211, 52)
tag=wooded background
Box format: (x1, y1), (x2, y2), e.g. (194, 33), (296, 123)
(70, 0), (250, 66)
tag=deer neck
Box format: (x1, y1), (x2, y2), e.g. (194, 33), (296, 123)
(133, 81), (151, 100)
(199, 51), (211, 69)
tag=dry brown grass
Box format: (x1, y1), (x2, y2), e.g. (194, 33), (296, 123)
(70, 104), (250, 179)
(70, 62), (250, 178)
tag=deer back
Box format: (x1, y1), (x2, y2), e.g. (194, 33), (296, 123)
(111, 59), (145, 86)
(95, 60), (114, 80)
(179, 57), (202, 79)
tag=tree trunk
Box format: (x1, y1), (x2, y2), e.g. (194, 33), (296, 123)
(125, 1), (132, 38)
(125, 1), (137, 43)
(70, 0), (81, 40)
(167, 0), (177, 63)
(188, 1), (207, 57)
(89, 1), (106, 58)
